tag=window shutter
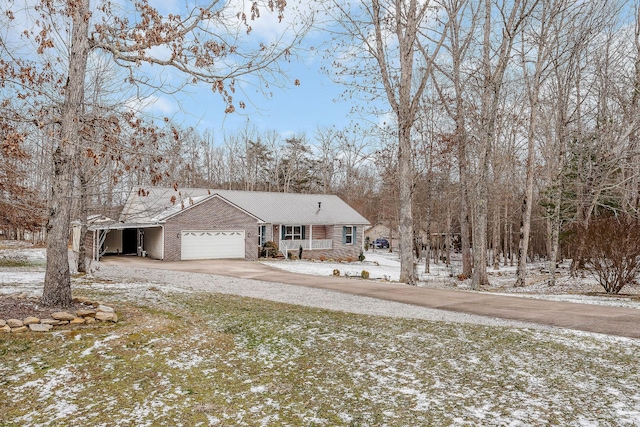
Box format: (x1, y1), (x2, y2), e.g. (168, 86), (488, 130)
(302, 226), (306, 240)
(342, 226), (346, 244)
(354, 226), (357, 244)
(281, 226), (285, 240)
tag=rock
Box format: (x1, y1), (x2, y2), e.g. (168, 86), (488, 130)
(0, 319), (6, 327)
(1, 325), (11, 333)
(23, 316), (40, 325)
(96, 305), (114, 313)
(11, 326), (29, 333)
(84, 317), (96, 324)
(70, 317), (85, 325)
(77, 309), (96, 317)
(73, 296), (92, 304)
(51, 312), (76, 321)
(29, 323), (53, 332)
(95, 311), (117, 322)
(41, 318), (61, 325)
(7, 319), (24, 328)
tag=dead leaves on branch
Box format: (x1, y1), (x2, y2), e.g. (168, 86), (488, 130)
(4, 0), (301, 117)
(0, 122), (45, 231)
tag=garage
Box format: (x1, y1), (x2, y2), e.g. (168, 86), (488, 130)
(180, 230), (246, 260)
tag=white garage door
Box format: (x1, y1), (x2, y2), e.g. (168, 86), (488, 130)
(181, 230), (245, 260)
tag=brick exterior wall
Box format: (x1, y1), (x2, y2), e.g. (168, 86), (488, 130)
(163, 197), (260, 261)
(310, 225), (328, 239)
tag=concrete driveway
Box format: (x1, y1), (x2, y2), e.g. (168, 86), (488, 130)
(101, 256), (640, 339)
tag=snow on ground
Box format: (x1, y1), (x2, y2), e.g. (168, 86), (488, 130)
(261, 250), (456, 283)
(4, 242), (640, 427)
(2, 242), (639, 314)
(261, 250), (640, 310)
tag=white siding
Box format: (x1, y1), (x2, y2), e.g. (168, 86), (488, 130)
(144, 227), (163, 259)
(103, 230), (123, 254)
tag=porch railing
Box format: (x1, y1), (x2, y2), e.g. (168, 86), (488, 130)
(279, 239), (332, 256)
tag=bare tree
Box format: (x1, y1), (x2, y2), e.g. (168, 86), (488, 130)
(469, 0), (536, 289)
(432, 0), (480, 279)
(514, 0), (558, 287)
(2, 0), (311, 306)
(313, 126), (339, 194)
(327, 0), (448, 284)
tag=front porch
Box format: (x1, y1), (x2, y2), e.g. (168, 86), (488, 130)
(269, 224), (333, 258)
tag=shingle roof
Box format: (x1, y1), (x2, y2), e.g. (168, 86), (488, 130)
(119, 188), (370, 226)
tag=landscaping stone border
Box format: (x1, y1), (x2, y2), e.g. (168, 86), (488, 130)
(0, 296), (118, 333)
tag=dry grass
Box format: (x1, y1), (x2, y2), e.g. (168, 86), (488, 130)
(1, 281), (640, 426)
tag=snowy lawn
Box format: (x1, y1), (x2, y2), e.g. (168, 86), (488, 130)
(261, 249), (455, 282)
(2, 243), (640, 425)
(2, 279), (640, 426)
(262, 250), (640, 309)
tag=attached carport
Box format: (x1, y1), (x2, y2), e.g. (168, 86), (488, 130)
(88, 224), (164, 261)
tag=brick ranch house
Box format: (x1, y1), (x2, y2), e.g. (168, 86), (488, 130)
(84, 188), (370, 262)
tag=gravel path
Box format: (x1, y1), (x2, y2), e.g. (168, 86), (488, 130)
(93, 262), (554, 331)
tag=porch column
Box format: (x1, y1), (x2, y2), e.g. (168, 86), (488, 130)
(309, 224), (313, 250)
(280, 224), (285, 258)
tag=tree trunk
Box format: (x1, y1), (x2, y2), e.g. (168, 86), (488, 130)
(42, 0), (90, 307)
(472, 153), (490, 288)
(458, 138), (473, 278)
(548, 189), (561, 286)
(515, 25), (545, 286)
(503, 198), (509, 266)
(398, 123), (416, 285)
(492, 201), (500, 270)
(77, 173), (88, 273)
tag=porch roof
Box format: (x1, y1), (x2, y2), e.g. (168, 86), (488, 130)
(87, 222), (163, 231)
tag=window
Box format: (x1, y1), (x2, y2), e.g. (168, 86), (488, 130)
(283, 225), (303, 240)
(343, 226), (355, 245)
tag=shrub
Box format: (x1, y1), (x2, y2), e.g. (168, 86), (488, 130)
(361, 270), (370, 279)
(261, 241), (279, 258)
(332, 269), (340, 276)
(358, 251), (365, 262)
(319, 255), (327, 262)
(570, 215), (640, 294)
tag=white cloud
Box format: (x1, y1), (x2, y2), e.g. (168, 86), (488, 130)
(125, 95), (177, 116)
(222, 0), (316, 44)
(377, 111), (396, 129)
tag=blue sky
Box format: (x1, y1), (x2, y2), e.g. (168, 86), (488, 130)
(138, 0), (374, 140)
(177, 58), (358, 138)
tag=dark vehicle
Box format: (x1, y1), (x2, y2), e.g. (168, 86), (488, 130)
(373, 238), (389, 249)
